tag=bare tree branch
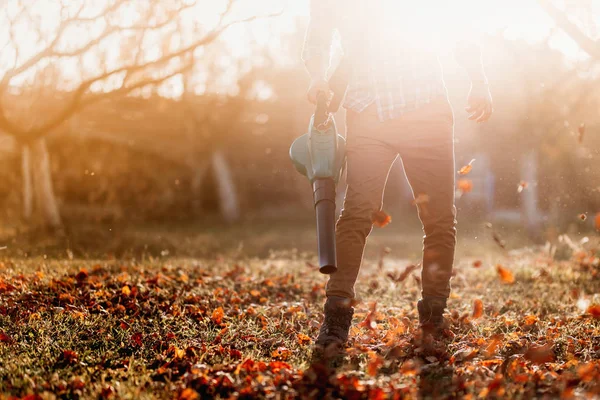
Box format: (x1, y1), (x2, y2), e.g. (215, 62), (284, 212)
(538, 0), (600, 59)
(0, 0), (284, 141)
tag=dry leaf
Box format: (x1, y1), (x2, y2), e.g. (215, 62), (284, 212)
(472, 299), (484, 319)
(359, 302), (378, 331)
(578, 123), (585, 143)
(524, 343), (554, 363)
(371, 210), (392, 228)
(367, 351), (383, 376)
(578, 214), (587, 221)
(472, 260), (482, 268)
(458, 159), (476, 175)
(211, 307), (224, 325)
(586, 304), (600, 319)
(387, 264), (418, 283)
(496, 265), (515, 284)
(518, 181), (528, 193)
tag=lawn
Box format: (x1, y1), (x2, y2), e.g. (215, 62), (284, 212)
(0, 222), (599, 399)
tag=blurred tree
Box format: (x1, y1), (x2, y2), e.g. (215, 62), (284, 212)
(0, 0), (279, 229)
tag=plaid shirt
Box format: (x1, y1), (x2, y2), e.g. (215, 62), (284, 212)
(303, 1), (458, 121)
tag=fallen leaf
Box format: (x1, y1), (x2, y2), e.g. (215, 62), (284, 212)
(367, 351), (383, 376)
(457, 179), (473, 194)
(178, 388), (199, 400)
(472, 299), (484, 319)
(586, 304), (600, 319)
(121, 286), (131, 296)
(211, 307), (225, 325)
(518, 181), (528, 193)
(297, 333), (311, 345)
(524, 343), (554, 363)
(496, 265), (515, 284)
(458, 159), (476, 175)
(371, 210), (392, 228)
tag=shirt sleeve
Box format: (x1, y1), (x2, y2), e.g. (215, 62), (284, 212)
(301, 0), (336, 77)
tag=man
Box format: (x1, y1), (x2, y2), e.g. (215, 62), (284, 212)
(302, 1), (493, 348)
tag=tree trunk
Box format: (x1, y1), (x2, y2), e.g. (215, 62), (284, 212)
(30, 138), (62, 228)
(212, 150), (240, 223)
(21, 145), (33, 220)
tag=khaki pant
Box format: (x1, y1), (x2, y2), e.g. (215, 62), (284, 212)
(327, 98), (457, 299)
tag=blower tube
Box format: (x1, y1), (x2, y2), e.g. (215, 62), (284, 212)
(313, 178), (337, 274)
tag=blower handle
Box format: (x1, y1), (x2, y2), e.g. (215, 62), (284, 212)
(313, 178), (337, 274)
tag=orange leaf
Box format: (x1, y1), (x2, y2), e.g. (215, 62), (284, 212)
(367, 352), (383, 376)
(524, 314), (538, 325)
(297, 333), (311, 346)
(458, 159), (476, 175)
(371, 210), (392, 228)
(121, 286), (131, 296)
(211, 307), (224, 325)
(472, 260), (482, 268)
(358, 302), (378, 331)
(472, 299), (484, 319)
(178, 388), (199, 400)
(524, 343), (554, 363)
(496, 265), (515, 284)
(586, 304), (600, 319)
(457, 179), (473, 194)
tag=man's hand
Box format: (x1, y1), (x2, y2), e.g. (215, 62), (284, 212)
(466, 81), (493, 123)
(307, 76), (331, 104)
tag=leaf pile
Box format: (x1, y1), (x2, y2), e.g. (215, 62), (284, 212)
(0, 244), (599, 398)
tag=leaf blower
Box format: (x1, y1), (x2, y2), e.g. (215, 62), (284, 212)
(289, 61), (350, 274)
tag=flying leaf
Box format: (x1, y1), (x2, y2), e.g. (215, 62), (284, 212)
(517, 181), (528, 193)
(358, 302), (378, 331)
(496, 265), (515, 284)
(472, 260), (482, 268)
(457, 179), (473, 194)
(371, 210), (392, 228)
(387, 264), (418, 283)
(492, 232), (506, 249)
(458, 159), (476, 175)
(578, 214), (587, 221)
(578, 123), (585, 144)
(472, 299), (484, 319)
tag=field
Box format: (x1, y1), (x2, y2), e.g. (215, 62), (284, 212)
(1, 221), (599, 399)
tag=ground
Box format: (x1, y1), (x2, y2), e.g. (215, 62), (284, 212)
(0, 220), (599, 399)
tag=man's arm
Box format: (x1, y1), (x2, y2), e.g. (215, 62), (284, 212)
(453, 39), (493, 123)
(302, 0), (336, 104)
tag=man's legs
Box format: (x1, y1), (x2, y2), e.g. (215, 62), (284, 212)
(326, 110), (398, 300)
(393, 99), (456, 328)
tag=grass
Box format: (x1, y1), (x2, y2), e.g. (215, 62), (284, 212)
(0, 220), (599, 399)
